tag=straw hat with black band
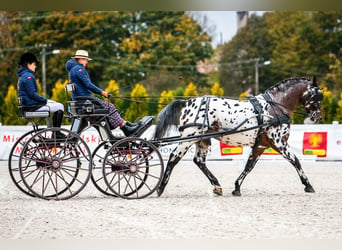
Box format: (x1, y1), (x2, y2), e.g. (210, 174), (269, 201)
(71, 50), (92, 61)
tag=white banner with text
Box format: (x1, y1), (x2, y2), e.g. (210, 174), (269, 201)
(1, 124), (342, 161)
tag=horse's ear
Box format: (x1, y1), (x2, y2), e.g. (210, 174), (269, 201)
(312, 76), (318, 86)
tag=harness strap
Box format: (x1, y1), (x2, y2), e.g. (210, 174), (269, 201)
(262, 92), (291, 125)
(180, 96), (211, 134)
(248, 95), (264, 149)
(248, 96), (264, 126)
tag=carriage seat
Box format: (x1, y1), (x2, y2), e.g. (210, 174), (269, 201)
(65, 84), (109, 117)
(68, 96), (109, 117)
(17, 97), (50, 119)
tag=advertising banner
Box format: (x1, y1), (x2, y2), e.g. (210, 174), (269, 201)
(1, 124), (342, 161)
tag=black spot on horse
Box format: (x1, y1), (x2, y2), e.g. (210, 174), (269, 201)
(234, 103), (240, 107)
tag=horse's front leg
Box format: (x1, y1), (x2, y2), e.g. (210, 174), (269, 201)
(157, 142), (193, 197)
(277, 143), (315, 193)
(232, 147), (264, 196)
(193, 140), (222, 196)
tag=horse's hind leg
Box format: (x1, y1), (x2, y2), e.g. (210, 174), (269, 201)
(193, 139), (222, 196)
(157, 141), (194, 197)
(232, 147), (264, 196)
(277, 143), (315, 193)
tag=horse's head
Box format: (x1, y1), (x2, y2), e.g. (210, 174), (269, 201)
(301, 77), (323, 123)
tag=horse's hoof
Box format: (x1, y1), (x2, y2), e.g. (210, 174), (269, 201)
(232, 190), (241, 196)
(305, 185), (315, 193)
(213, 186), (223, 196)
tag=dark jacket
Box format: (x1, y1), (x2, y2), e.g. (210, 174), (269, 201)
(65, 59), (102, 100)
(17, 67), (47, 106)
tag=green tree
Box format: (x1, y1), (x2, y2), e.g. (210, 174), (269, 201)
(210, 82), (224, 96)
(158, 90), (174, 113)
(2, 85), (25, 125)
(105, 12), (213, 94)
(335, 98), (342, 122)
(50, 80), (69, 124)
(184, 82), (198, 97)
(0, 11), (23, 94)
(219, 13), (274, 97)
(1, 11), (133, 96)
(266, 12), (320, 80)
(0, 11), (213, 100)
(124, 83), (148, 122)
(105, 79), (122, 110)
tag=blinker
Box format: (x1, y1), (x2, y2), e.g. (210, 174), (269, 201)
(313, 92), (323, 101)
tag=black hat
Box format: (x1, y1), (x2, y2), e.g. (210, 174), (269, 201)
(19, 52), (39, 66)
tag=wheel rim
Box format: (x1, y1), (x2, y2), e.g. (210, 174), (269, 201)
(18, 128), (92, 200)
(103, 137), (164, 199)
(90, 141), (117, 197)
(8, 129), (42, 198)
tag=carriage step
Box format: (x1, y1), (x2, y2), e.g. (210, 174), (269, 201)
(132, 116), (154, 137)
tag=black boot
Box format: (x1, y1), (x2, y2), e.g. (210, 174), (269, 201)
(121, 122), (143, 137)
(53, 110), (66, 139)
(53, 110), (64, 127)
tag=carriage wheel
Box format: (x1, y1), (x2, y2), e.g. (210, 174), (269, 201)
(102, 137), (164, 199)
(90, 141), (117, 197)
(18, 127), (92, 200)
(8, 129), (42, 198)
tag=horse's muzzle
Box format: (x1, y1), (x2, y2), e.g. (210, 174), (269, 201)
(309, 110), (322, 123)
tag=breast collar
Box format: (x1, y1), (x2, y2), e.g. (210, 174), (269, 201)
(262, 92), (291, 125)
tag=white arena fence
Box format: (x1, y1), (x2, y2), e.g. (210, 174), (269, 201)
(1, 123), (342, 161)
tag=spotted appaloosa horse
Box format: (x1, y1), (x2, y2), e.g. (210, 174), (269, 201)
(153, 77), (323, 197)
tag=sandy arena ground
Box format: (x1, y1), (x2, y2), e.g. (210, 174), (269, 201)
(0, 159), (341, 240)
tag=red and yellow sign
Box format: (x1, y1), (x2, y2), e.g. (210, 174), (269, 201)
(303, 132), (327, 157)
(220, 142), (243, 155)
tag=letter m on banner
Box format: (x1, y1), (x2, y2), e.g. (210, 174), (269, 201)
(303, 132), (327, 157)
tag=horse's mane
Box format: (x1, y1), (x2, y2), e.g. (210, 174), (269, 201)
(265, 77), (312, 94)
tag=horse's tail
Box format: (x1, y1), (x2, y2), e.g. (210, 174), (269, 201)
(152, 100), (187, 140)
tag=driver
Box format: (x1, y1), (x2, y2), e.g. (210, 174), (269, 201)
(65, 50), (144, 136)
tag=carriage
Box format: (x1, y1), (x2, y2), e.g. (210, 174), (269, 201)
(8, 77), (323, 200)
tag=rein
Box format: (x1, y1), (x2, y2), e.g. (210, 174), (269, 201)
(262, 92), (310, 118)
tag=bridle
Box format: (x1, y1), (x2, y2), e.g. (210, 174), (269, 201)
(263, 83), (323, 123)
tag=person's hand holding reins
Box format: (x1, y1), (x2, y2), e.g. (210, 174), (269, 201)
(101, 91), (113, 98)
(101, 91), (109, 98)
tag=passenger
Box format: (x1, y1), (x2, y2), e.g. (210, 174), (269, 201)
(17, 52), (65, 138)
(65, 49), (143, 136)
